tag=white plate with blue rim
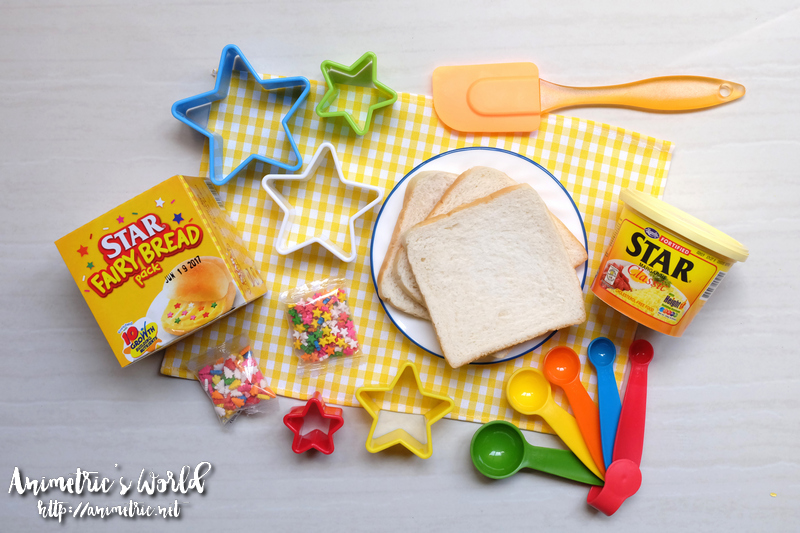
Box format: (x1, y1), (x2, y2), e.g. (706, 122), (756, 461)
(369, 147), (588, 365)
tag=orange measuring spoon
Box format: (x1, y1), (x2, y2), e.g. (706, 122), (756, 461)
(543, 347), (606, 476)
(432, 62), (745, 133)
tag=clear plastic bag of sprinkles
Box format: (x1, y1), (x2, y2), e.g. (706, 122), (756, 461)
(279, 278), (364, 377)
(190, 334), (277, 425)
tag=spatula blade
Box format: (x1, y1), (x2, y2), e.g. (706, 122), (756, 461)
(432, 62), (541, 133)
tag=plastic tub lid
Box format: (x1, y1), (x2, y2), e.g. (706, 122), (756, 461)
(620, 189), (749, 263)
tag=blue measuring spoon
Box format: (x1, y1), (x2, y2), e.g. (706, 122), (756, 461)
(588, 337), (622, 469)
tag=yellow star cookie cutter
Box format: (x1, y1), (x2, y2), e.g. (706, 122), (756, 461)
(356, 361), (454, 459)
(262, 142), (383, 263)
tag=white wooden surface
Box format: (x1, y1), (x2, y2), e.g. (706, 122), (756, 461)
(1, 0), (798, 531)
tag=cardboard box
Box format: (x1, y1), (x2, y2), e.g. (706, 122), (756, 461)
(56, 175), (267, 367)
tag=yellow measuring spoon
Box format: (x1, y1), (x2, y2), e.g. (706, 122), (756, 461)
(506, 367), (604, 480)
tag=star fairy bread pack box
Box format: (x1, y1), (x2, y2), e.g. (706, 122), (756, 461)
(56, 175), (267, 367)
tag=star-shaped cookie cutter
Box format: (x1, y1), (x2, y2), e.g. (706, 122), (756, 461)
(356, 361), (454, 459)
(172, 44), (311, 185)
(261, 141), (383, 262)
(315, 51), (398, 136)
(283, 391), (344, 455)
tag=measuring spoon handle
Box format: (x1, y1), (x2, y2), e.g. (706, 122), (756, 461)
(563, 381), (606, 476)
(523, 443), (604, 486)
(613, 356), (651, 465)
(595, 365), (622, 469)
(540, 401), (605, 480)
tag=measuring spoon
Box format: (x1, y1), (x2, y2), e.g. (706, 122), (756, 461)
(470, 421), (603, 485)
(587, 337), (622, 469)
(612, 339), (653, 465)
(543, 347), (606, 476)
(587, 339), (654, 515)
(506, 367), (604, 480)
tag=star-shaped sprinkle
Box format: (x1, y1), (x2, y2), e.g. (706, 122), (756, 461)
(77, 245), (88, 257)
(167, 312), (174, 318)
(86, 262), (94, 269)
(202, 312), (209, 318)
(155, 198), (165, 208)
(116, 215), (125, 224)
(174, 318), (181, 324)
(211, 302), (217, 308)
(173, 213), (184, 224)
(174, 303), (181, 309)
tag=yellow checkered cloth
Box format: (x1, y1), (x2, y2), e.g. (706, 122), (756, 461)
(161, 71), (673, 435)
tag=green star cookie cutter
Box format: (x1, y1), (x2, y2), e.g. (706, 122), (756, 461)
(315, 51), (398, 136)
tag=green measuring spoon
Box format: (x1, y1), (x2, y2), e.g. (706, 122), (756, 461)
(470, 421), (604, 485)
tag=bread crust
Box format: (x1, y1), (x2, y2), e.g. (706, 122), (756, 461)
(376, 173), (424, 293)
(377, 171), (456, 319)
(413, 183), (530, 229)
(426, 167), (482, 218)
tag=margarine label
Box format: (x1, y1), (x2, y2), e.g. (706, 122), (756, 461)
(597, 211), (728, 328)
(55, 175), (267, 368)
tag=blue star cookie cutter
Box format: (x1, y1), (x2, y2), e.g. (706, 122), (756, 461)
(171, 44), (311, 186)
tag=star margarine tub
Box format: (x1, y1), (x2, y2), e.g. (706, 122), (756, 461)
(56, 175), (267, 367)
(592, 188), (749, 337)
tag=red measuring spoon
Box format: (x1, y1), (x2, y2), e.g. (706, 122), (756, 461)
(587, 339), (654, 515)
(543, 346), (605, 476)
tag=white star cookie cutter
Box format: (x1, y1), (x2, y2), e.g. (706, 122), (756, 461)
(262, 142), (384, 262)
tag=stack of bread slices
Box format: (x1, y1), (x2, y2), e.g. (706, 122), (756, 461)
(377, 167), (588, 368)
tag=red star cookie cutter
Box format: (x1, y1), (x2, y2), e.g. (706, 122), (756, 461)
(283, 391), (344, 454)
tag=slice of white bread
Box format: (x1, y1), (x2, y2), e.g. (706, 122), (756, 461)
(404, 184), (587, 368)
(432, 167), (587, 266)
(377, 171), (458, 319)
(396, 166), (587, 305)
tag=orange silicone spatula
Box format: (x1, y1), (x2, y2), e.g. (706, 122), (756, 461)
(432, 62), (745, 133)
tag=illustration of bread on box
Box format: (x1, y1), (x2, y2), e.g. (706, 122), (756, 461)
(159, 256), (235, 335)
(56, 175), (267, 368)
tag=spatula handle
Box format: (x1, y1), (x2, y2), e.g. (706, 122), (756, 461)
(539, 76), (745, 114)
